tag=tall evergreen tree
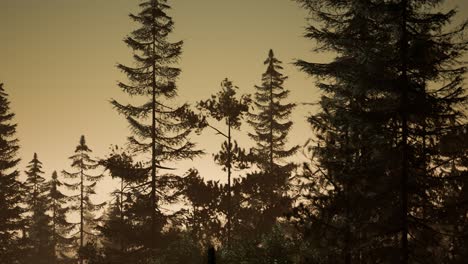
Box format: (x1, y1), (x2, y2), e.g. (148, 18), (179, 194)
(45, 171), (74, 264)
(0, 83), (23, 263)
(23, 153), (54, 264)
(243, 50), (298, 239)
(197, 78), (251, 247)
(294, 0), (468, 263)
(63, 135), (105, 264)
(23, 153), (46, 208)
(111, 0), (202, 254)
(248, 49), (298, 172)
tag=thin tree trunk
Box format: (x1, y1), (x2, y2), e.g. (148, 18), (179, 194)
(53, 198), (57, 264)
(120, 178), (125, 255)
(227, 117), (232, 248)
(80, 154), (84, 264)
(269, 75), (274, 172)
(150, 5), (157, 251)
(344, 129), (351, 264)
(400, 0), (409, 263)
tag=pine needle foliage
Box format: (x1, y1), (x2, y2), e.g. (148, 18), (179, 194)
(111, 0), (202, 253)
(293, 0), (468, 263)
(62, 135), (105, 263)
(0, 83), (23, 263)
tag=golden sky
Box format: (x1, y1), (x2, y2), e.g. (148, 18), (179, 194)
(1, 0), (466, 200)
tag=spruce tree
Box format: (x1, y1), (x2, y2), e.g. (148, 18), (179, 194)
(197, 78), (251, 247)
(294, 0), (468, 263)
(23, 153), (46, 208)
(248, 49), (298, 171)
(112, 0), (202, 254)
(0, 83), (23, 263)
(63, 135), (105, 264)
(45, 171), (74, 264)
(23, 153), (54, 264)
(244, 50), (298, 239)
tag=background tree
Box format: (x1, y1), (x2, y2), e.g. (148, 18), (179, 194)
(243, 49), (298, 240)
(99, 146), (148, 263)
(197, 78), (251, 247)
(0, 83), (23, 263)
(45, 171), (74, 264)
(181, 169), (223, 249)
(63, 135), (105, 264)
(23, 153), (54, 264)
(111, 0), (202, 256)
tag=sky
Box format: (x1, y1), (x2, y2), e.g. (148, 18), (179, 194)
(0, 0), (467, 201)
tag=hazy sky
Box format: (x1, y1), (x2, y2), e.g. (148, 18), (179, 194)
(1, 0), (467, 200)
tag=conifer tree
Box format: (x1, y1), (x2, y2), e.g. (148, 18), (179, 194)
(63, 135), (105, 264)
(112, 0), (202, 254)
(244, 50), (298, 239)
(197, 78), (251, 247)
(294, 0), (467, 263)
(0, 83), (23, 263)
(45, 171), (74, 264)
(23, 153), (54, 264)
(182, 170), (223, 248)
(99, 147), (147, 263)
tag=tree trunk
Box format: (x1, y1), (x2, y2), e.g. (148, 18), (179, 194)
(400, 0), (409, 263)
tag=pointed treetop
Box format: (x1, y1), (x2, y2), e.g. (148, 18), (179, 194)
(76, 135), (91, 152)
(269, 49), (274, 58)
(52, 171), (58, 180)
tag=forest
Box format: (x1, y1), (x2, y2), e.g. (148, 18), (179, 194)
(0, 0), (467, 263)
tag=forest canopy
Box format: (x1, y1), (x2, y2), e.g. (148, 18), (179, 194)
(0, 0), (467, 264)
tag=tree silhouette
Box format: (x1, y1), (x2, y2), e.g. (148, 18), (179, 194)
(197, 78), (251, 247)
(23, 153), (55, 264)
(294, 0), (468, 263)
(63, 135), (105, 264)
(242, 50), (298, 240)
(0, 83), (23, 263)
(112, 0), (202, 253)
(45, 171), (74, 264)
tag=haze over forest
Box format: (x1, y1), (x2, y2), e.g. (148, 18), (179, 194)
(0, 0), (467, 263)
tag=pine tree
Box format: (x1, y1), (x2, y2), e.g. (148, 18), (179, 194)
(197, 78), (251, 247)
(99, 146), (147, 263)
(45, 171), (74, 264)
(0, 83), (23, 263)
(294, 0), (468, 263)
(182, 169), (223, 249)
(244, 50), (298, 239)
(23, 153), (54, 264)
(248, 50), (298, 172)
(111, 0), (202, 254)
(24, 153), (46, 208)
(63, 135), (105, 264)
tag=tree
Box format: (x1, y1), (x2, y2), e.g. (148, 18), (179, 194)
(99, 146), (148, 263)
(243, 50), (298, 239)
(63, 135), (105, 264)
(294, 0), (468, 263)
(0, 83), (23, 263)
(248, 49), (298, 172)
(23, 153), (54, 264)
(181, 169), (223, 249)
(45, 171), (74, 264)
(23, 153), (46, 208)
(197, 78), (251, 247)
(112, 0), (202, 254)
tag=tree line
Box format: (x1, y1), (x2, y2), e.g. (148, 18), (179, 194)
(0, 0), (467, 263)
